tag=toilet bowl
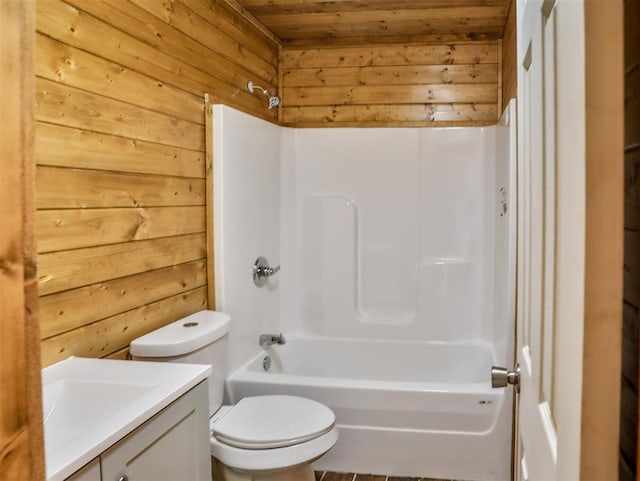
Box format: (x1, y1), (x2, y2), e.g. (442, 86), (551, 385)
(130, 310), (338, 481)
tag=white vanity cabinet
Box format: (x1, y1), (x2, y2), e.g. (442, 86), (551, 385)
(65, 381), (211, 481)
(66, 459), (100, 481)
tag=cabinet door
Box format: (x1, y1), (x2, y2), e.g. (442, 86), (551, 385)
(67, 458), (101, 481)
(101, 381), (211, 481)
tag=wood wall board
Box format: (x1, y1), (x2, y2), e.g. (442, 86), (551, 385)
(187, 0), (279, 62)
(283, 64), (498, 87)
(0, 0), (44, 478)
(0, 88), (29, 481)
(626, 65), (640, 147)
(620, 455), (635, 481)
(625, 229), (640, 309)
(282, 103), (498, 125)
(631, 2), (640, 473)
(106, 348), (130, 360)
(0, 431), (31, 481)
(41, 287), (208, 366)
(36, 0), (277, 122)
(282, 43), (499, 68)
(36, 167), (205, 209)
(581, 0), (624, 478)
(33, 0), (275, 375)
(59, 0), (278, 88)
(35, 78), (204, 151)
(282, 119), (496, 128)
(39, 260), (207, 339)
(624, 0), (640, 71)
(36, 206), (206, 253)
(36, 123), (205, 178)
(282, 41), (499, 126)
(284, 84), (497, 106)
(126, 0), (278, 84)
(501, 0), (516, 103)
(622, 302), (639, 391)
(282, 32), (502, 48)
(35, 34), (204, 124)
(620, 377), (639, 472)
(624, 149), (640, 231)
(274, 25), (505, 40)
(37, 233), (207, 296)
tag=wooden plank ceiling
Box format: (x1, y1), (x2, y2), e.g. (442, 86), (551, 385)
(235, 0), (511, 46)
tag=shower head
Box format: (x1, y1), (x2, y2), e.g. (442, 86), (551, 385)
(247, 80), (280, 110)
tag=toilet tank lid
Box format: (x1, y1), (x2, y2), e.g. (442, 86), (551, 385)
(130, 310), (231, 358)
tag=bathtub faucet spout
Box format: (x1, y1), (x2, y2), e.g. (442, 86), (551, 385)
(259, 333), (286, 347)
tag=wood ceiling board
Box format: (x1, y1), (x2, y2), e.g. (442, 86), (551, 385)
(240, 0), (507, 15)
(236, 0), (510, 41)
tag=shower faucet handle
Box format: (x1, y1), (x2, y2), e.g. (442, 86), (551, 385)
(264, 265), (280, 276)
(253, 256), (280, 287)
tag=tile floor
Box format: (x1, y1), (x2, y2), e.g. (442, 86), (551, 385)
(314, 472), (456, 481)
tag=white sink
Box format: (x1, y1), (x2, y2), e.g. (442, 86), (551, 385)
(43, 379), (156, 448)
(42, 357), (211, 481)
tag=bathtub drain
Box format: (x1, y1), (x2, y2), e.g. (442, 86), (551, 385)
(263, 355), (271, 372)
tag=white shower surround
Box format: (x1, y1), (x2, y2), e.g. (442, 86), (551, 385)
(213, 103), (516, 480)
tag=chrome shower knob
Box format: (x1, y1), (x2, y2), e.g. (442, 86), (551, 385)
(253, 256), (280, 287)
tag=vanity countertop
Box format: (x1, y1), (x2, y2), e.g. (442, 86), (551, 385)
(42, 356), (211, 481)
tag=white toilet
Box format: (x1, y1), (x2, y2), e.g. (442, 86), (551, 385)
(129, 310), (338, 481)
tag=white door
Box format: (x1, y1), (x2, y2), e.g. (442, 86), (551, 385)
(513, 0), (586, 479)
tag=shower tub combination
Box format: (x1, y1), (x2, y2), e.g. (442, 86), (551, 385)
(227, 338), (509, 480)
(214, 102), (517, 481)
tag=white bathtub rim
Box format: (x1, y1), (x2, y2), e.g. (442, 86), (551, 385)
(334, 421), (502, 438)
(265, 334), (498, 350)
(230, 336), (500, 394)
(228, 371), (498, 394)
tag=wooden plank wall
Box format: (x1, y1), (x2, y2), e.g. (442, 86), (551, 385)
(621, 0), (640, 479)
(0, 1), (45, 479)
(280, 41), (500, 127)
(582, 0), (624, 478)
(501, 0), (517, 104)
(35, 0), (279, 367)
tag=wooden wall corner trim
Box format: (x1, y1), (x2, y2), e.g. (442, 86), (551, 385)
(1, 0), (45, 478)
(217, 0), (281, 46)
(498, 38), (504, 116)
(278, 43), (284, 124)
(204, 94), (216, 309)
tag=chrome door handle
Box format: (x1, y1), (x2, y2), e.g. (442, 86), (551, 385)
(491, 364), (520, 393)
(253, 256), (280, 287)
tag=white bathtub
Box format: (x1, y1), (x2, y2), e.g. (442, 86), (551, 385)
(226, 337), (512, 481)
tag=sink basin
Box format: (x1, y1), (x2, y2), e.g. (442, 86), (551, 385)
(43, 379), (156, 448)
(42, 357), (211, 481)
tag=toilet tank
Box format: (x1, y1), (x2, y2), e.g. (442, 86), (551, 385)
(130, 310), (231, 417)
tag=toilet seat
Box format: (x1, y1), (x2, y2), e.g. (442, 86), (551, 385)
(211, 395), (335, 449)
(210, 425), (339, 472)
